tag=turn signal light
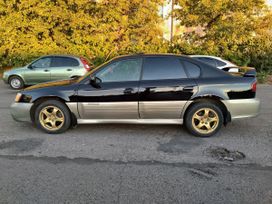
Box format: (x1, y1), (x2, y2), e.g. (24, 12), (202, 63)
(15, 93), (22, 102)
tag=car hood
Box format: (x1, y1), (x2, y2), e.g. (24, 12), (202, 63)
(5, 67), (27, 75)
(24, 79), (77, 91)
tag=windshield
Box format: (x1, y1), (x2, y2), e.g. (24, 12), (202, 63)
(76, 60), (111, 83)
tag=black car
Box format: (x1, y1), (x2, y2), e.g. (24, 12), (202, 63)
(11, 54), (260, 137)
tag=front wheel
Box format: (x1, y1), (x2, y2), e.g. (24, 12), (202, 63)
(9, 76), (24, 89)
(185, 102), (223, 137)
(34, 100), (71, 134)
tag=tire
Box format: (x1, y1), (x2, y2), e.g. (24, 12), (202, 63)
(185, 102), (223, 137)
(9, 76), (24, 89)
(34, 100), (71, 134)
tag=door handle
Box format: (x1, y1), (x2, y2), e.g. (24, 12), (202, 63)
(183, 86), (195, 92)
(44, 69), (49, 72)
(67, 69), (72, 71)
(124, 88), (134, 94)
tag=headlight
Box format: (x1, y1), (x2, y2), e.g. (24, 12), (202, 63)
(15, 93), (22, 102)
(14, 93), (32, 103)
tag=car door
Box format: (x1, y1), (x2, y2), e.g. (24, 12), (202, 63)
(50, 57), (80, 81)
(139, 56), (197, 119)
(76, 57), (142, 119)
(24, 57), (52, 84)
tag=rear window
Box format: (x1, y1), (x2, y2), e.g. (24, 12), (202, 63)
(213, 58), (227, 66)
(197, 57), (216, 67)
(142, 57), (187, 80)
(51, 57), (79, 67)
(182, 61), (201, 78)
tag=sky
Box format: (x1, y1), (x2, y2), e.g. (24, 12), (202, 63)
(268, 0), (272, 5)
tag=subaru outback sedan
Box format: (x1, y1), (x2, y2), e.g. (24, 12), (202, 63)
(3, 55), (91, 89)
(10, 54), (260, 137)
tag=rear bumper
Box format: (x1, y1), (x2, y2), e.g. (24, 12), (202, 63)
(222, 98), (260, 120)
(10, 103), (33, 122)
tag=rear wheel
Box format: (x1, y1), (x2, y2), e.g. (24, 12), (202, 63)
(34, 100), (71, 134)
(185, 102), (223, 137)
(9, 76), (24, 89)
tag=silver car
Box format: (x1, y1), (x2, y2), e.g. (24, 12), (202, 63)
(3, 55), (91, 89)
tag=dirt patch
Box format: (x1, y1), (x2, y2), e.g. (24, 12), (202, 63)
(207, 146), (245, 162)
(0, 138), (44, 154)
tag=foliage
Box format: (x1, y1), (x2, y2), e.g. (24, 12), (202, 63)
(0, 0), (166, 68)
(257, 70), (271, 83)
(171, 0), (272, 72)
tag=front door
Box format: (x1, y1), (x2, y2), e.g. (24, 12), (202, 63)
(139, 56), (197, 119)
(24, 57), (52, 84)
(77, 57), (142, 119)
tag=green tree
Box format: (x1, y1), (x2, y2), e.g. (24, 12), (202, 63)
(171, 0), (271, 70)
(0, 0), (166, 67)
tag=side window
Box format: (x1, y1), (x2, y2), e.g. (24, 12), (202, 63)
(31, 58), (51, 68)
(197, 57), (216, 67)
(183, 61), (201, 78)
(96, 58), (142, 82)
(213, 59), (227, 67)
(142, 57), (187, 80)
(51, 57), (79, 67)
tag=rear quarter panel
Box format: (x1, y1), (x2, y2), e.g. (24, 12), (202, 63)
(193, 77), (255, 100)
(72, 66), (87, 77)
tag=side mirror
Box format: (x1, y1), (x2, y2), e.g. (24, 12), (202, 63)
(90, 76), (102, 88)
(28, 64), (33, 69)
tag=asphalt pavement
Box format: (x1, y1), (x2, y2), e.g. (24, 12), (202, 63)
(0, 81), (271, 204)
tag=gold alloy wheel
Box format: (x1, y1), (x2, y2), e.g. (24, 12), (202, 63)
(39, 106), (65, 131)
(192, 108), (219, 134)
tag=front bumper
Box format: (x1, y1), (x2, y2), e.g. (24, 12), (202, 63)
(10, 103), (33, 122)
(222, 98), (260, 120)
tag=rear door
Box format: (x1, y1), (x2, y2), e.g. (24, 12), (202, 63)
(77, 57), (142, 119)
(50, 57), (80, 81)
(139, 56), (197, 119)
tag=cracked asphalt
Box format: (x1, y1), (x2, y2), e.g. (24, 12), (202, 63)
(0, 81), (271, 204)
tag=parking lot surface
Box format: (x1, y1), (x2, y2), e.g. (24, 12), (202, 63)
(0, 81), (271, 204)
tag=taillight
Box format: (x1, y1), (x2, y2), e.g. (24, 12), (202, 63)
(80, 57), (91, 72)
(251, 81), (257, 92)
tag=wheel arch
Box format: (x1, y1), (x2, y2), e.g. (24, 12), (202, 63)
(183, 96), (231, 125)
(30, 96), (77, 127)
(8, 74), (25, 84)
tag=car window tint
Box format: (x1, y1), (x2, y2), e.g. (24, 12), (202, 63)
(213, 58), (227, 66)
(183, 61), (201, 78)
(31, 58), (51, 68)
(142, 57), (187, 80)
(197, 57), (217, 67)
(96, 58), (142, 82)
(51, 57), (79, 67)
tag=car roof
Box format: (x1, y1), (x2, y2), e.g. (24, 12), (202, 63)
(41, 54), (80, 59)
(189, 55), (223, 60)
(111, 53), (189, 60)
